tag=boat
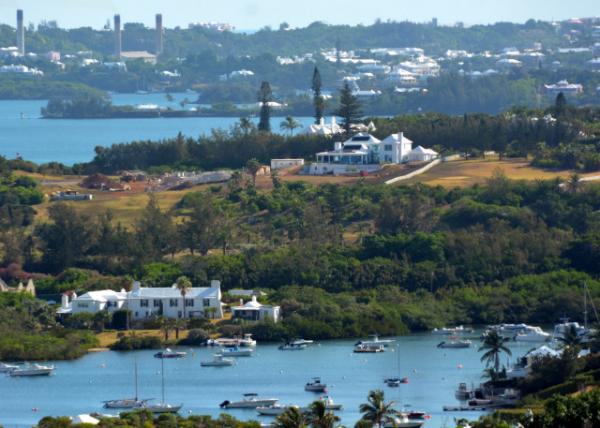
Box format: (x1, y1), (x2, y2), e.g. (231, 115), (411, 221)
(103, 359), (150, 409)
(304, 377), (327, 392)
(355, 334), (395, 347)
(220, 393), (279, 409)
(220, 347), (254, 357)
(432, 325), (472, 335)
(404, 411), (429, 420)
(154, 348), (186, 359)
(514, 326), (550, 342)
(146, 356), (182, 413)
(384, 415), (424, 428)
(256, 404), (299, 416)
(384, 377), (409, 387)
(279, 342), (307, 351)
(0, 362), (19, 373)
(9, 363), (54, 377)
(437, 338), (472, 349)
(201, 354), (235, 367)
(239, 334), (257, 347)
(315, 395), (343, 411)
(290, 339), (314, 347)
(354, 344), (384, 353)
(455, 382), (474, 400)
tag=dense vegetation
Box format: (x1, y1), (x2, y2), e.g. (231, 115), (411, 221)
(0, 77), (103, 100)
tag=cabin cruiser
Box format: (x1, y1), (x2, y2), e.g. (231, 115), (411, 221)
(553, 320), (588, 339)
(256, 404), (299, 416)
(290, 339), (314, 347)
(9, 363), (54, 377)
(279, 342), (307, 351)
(154, 348), (187, 359)
(437, 338), (472, 349)
(221, 347), (254, 357)
(486, 323), (534, 338)
(220, 393), (279, 409)
(201, 354), (235, 367)
(239, 334), (257, 347)
(103, 398), (150, 409)
(432, 325), (472, 335)
(0, 362), (19, 373)
(304, 378), (327, 392)
(514, 326), (550, 342)
(355, 334), (395, 347)
(354, 343), (385, 353)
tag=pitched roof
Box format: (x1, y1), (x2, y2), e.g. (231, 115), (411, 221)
(129, 286), (218, 299)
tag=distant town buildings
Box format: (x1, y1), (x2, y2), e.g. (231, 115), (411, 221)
(544, 80), (584, 96)
(0, 278), (36, 296)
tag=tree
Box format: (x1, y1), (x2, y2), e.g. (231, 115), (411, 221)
(135, 194), (176, 263)
(175, 276), (192, 320)
(179, 193), (221, 256)
(246, 158), (262, 187)
(478, 330), (512, 374)
(335, 82), (362, 134)
(312, 66), (325, 124)
(280, 116), (301, 136)
(359, 390), (395, 428)
(275, 406), (308, 428)
(258, 81), (273, 132)
(308, 400), (340, 428)
(557, 324), (582, 350)
(271, 170), (282, 189)
(239, 117), (255, 135)
(555, 92), (567, 116)
(566, 173), (581, 194)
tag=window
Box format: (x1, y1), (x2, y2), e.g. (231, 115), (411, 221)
(153, 299), (161, 307)
(203, 298), (211, 307)
(140, 299), (149, 307)
(186, 299), (194, 307)
(169, 299), (178, 307)
(384, 144), (393, 151)
(77, 303), (89, 308)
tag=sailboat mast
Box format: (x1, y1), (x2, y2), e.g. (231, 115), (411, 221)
(161, 357), (165, 404)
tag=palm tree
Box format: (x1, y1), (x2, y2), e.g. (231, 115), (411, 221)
(567, 173), (581, 194)
(309, 400), (340, 428)
(159, 316), (172, 341)
(359, 390), (395, 428)
(275, 406), (308, 428)
(239, 117), (254, 135)
(246, 158), (262, 187)
(175, 276), (192, 320)
(478, 330), (512, 374)
(280, 116), (301, 136)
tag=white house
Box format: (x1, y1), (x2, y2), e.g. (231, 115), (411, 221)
(231, 295), (280, 323)
(301, 117), (344, 137)
(310, 132), (414, 175)
(58, 280), (224, 320)
(408, 146), (439, 162)
(544, 80), (584, 96)
(270, 159), (305, 170)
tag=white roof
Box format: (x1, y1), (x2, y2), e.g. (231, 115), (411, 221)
(130, 286), (218, 299)
(232, 296), (278, 311)
(411, 145), (438, 155)
(382, 133), (413, 145)
(72, 415), (100, 425)
(77, 290), (127, 302)
(526, 345), (561, 358)
(344, 132), (381, 145)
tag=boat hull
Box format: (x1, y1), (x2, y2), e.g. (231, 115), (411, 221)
(223, 399), (279, 409)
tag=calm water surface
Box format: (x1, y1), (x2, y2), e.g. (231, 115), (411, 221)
(0, 334), (539, 428)
(0, 92), (314, 165)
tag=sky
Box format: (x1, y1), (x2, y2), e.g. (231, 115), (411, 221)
(0, 0), (598, 30)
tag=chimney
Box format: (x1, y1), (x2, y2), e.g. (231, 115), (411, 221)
(61, 293), (70, 309)
(16, 9), (24, 56)
(114, 14), (122, 58)
(155, 14), (163, 55)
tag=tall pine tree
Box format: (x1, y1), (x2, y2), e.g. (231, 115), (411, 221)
(258, 81), (272, 132)
(335, 82), (362, 134)
(312, 66), (324, 124)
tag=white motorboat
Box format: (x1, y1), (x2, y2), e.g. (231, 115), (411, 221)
(0, 362), (19, 373)
(384, 377), (409, 387)
(354, 343), (384, 353)
(432, 325), (472, 335)
(9, 363), (54, 377)
(279, 342), (307, 351)
(154, 348), (187, 359)
(142, 402), (182, 414)
(355, 334), (395, 347)
(514, 326), (550, 342)
(313, 396), (343, 411)
(384, 416), (424, 428)
(220, 393), (279, 409)
(201, 354), (235, 367)
(304, 377), (327, 392)
(256, 404), (299, 416)
(291, 339), (314, 347)
(220, 347), (254, 357)
(239, 334), (257, 347)
(553, 320), (588, 339)
(437, 338), (472, 349)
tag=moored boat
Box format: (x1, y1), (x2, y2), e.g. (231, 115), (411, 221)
(437, 338), (472, 349)
(201, 354), (235, 367)
(154, 348), (187, 359)
(103, 398), (150, 409)
(9, 363), (54, 377)
(220, 393), (279, 409)
(354, 343), (384, 353)
(0, 362), (19, 373)
(383, 415), (424, 428)
(279, 342), (307, 351)
(220, 347), (254, 357)
(256, 404), (299, 416)
(142, 402), (182, 414)
(304, 377), (327, 392)
(514, 326), (550, 342)
(355, 334), (395, 348)
(239, 334), (257, 347)
(384, 377), (409, 387)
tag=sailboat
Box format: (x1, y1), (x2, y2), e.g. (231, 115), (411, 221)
(103, 359), (151, 409)
(143, 357), (182, 414)
(384, 344), (408, 387)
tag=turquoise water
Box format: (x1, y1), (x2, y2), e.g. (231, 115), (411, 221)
(0, 93), (314, 165)
(0, 334), (539, 428)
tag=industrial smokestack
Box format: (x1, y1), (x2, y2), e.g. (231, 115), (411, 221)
(155, 13), (163, 55)
(114, 14), (122, 58)
(16, 9), (24, 56)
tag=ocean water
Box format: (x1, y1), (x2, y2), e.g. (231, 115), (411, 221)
(0, 334), (539, 428)
(0, 92), (314, 165)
